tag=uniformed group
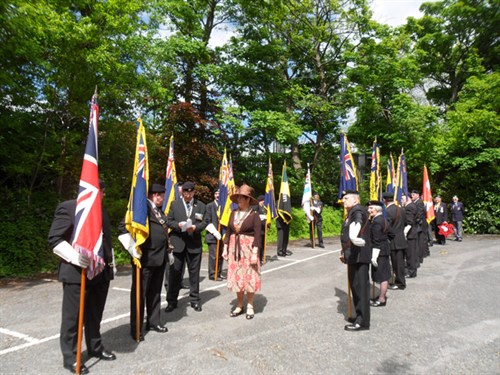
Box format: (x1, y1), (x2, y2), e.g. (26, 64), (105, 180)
(340, 189), (464, 332)
(48, 180), (465, 373)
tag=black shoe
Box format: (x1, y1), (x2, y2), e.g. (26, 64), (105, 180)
(370, 300), (386, 307)
(209, 276), (224, 281)
(277, 251), (285, 257)
(285, 250), (293, 256)
(190, 302), (202, 312)
(318, 244), (325, 248)
(146, 324), (168, 333)
(89, 349), (116, 361)
(181, 284), (189, 289)
(230, 306), (245, 317)
(165, 303), (177, 312)
(405, 273), (417, 278)
(64, 363), (89, 374)
(389, 284), (405, 290)
(347, 317), (356, 323)
(344, 323), (369, 331)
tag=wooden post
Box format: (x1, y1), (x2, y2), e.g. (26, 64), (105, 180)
(76, 270), (87, 374)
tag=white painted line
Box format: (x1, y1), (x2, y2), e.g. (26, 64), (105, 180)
(0, 248), (341, 356)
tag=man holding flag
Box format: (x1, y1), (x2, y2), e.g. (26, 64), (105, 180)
(48, 94), (116, 374)
(277, 162), (293, 257)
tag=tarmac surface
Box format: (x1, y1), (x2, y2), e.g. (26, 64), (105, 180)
(1, 235), (499, 375)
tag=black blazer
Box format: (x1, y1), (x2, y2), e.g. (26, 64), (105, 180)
(405, 201), (419, 239)
(341, 204), (372, 264)
(450, 202), (464, 221)
(370, 214), (390, 256)
(167, 199), (207, 253)
(434, 202), (448, 224)
(386, 203), (408, 250)
(204, 200), (219, 244)
(118, 203), (168, 267)
(48, 200), (113, 284)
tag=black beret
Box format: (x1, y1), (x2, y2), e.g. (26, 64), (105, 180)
(150, 183), (165, 193)
(367, 200), (383, 207)
(182, 181), (195, 192)
(411, 190), (420, 195)
(342, 190), (359, 197)
(382, 192), (394, 200)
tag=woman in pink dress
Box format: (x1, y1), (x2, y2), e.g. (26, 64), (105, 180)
(222, 184), (262, 319)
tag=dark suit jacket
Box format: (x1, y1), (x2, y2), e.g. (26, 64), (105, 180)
(405, 201), (419, 240)
(167, 198), (207, 253)
(414, 198), (425, 232)
(450, 201), (464, 221)
(48, 200), (113, 284)
(370, 214), (390, 256)
(341, 204), (372, 264)
(312, 199), (323, 222)
(204, 200), (219, 244)
(386, 203), (407, 250)
(434, 202), (448, 224)
(118, 203), (168, 267)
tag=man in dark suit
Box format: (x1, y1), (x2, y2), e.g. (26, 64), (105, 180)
(450, 195), (464, 241)
(255, 195), (268, 265)
(204, 188), (224, 281)
(340, 190), (371, 331)
(405, 192), (420, 278)
(411, 190), (426, 266)
(48, 182), (116, 374)
(118, 183), (169, 341)
(310, 192), (324, 248)
(383, 192), (407, 290)
(433, 195), (448, 245)
(165, 181), (207, 312)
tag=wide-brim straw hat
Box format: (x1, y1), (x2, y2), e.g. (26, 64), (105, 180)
(230, 184), (259, 206)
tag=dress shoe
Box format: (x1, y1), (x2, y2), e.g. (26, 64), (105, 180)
(146, 324), (168, 333)
(190, 302), (202, 312)
(165, 303), (177, 312)
(318, 244), (325, 248)
(370, 300), (386, 307)
(277, 251), (285, 257)
(406, 274), (417, 278)
(285, 250), (293, 256)
(64, 363), (89, 374)
(209, 276), (224, 281)
(89, 349), (116, 361)
(344, 323), (369, 331)
(347, 317), (356, 324)
(389, 284), (405, 290)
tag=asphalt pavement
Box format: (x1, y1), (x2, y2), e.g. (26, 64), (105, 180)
(1, 235), (499, 375)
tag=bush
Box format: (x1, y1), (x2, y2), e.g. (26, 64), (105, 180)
(463, 192), (500, 234)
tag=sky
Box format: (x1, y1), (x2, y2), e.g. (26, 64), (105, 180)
(208, 0), (434, 47)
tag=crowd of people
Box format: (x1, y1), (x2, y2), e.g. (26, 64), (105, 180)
(339, 189), (465, 331)
(48, 180), (465, 373)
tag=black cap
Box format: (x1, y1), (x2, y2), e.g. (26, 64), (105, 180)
(342, 190), (359, 197)
(257, 194), (265, 201)
(367, 200), (383, 207)
(214, 188), (220, 194)
(382, 192), (394, 200)
(151, 183), (166, 193)
(411, 190), (420, 195)
(99, 179), (105, 189)
(182, 181), (195, 192)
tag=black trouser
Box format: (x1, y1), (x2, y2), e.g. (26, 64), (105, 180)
(406, 238), (418, 277)
(348, 263), (370, 328)
(167, 250), (202, 305)
(60, 276), (109, 367)
(390, 248), (406, 288)
(277, 223), (290, 254)
(208, 241), (224, 278)
(131, 261), (166, 333)
(433, 222), (446, 244)
(309, 221), (323, 245)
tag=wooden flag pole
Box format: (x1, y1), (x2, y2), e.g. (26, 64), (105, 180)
(135, 266), (141, 342)
(311, 220), (316, 248)
(76, 270), (87, 374)
(263, 223), (268, 264)
(347, 274), (352, 318)
(215, 223), (222, 280)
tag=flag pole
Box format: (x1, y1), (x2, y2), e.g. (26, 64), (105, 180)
(311, 220), (315, 248)
(135, 266), (141, 342)
(215, 223), (222, 280)
(263, 223), (268, 265)
(76, 270), (86, 374)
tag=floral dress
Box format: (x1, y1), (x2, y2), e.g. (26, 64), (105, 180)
(224, 209), (262, 293)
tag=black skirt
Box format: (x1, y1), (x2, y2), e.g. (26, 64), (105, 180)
(371, 255), (391, 283)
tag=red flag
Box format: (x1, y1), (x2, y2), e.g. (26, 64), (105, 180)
(72, 93), (104, 280)
(422, 165), (435, 224)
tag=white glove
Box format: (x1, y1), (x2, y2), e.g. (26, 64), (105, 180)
(404, 225), (411, 238)
(53, 241), (90, 268)
(314, 207), (321, 213)
(167, 252), (175, 266)
(349, 222), (366, 247)
(259, 214), (267, 221)
(118, 233), (141, 259)
(371, 248), (380, 267)
(112, 249), (117, 276)
(206, 223), (222, 240)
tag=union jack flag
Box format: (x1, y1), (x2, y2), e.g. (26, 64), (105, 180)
(72, 93), (104, 280)
(338, 132), (358, 201)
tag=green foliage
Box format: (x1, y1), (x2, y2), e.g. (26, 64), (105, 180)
(463, 192), (500, 234)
